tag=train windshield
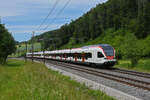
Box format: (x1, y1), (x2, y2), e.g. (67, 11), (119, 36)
(101, 46), (114, 56)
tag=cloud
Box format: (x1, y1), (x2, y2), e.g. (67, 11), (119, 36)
(6, 24), (63, 35)
(1, 0), (108, 41)
(0, 0), (52, 17)
(0, 0), (107, 17)
(8, 24), (63, 42)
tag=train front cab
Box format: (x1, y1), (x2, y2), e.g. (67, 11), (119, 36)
(94, 46), (116, 67)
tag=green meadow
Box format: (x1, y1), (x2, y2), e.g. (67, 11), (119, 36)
(115, 59), (150, 73)
(0, 59), (116, 100)
(17, 43), (41, 52)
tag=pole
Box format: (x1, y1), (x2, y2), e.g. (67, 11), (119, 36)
(0, 16), (1, 24)
(25, 41), (28, 62)
(43, 40), (45, 64)
(39, 39), (45, 64)
(43, 49), (45, 64)
(32, 31), (35, 63)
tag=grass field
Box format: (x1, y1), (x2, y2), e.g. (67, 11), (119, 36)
(10, 43), (41, 57)
(17, 43), (41, 52)
(0, 59), (116, 100)
(115, 59), (150, 73)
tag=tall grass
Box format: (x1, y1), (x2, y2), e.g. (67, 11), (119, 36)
(0, 59), (116, 100)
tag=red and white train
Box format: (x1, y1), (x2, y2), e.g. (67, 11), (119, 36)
(26, 44), (116, 67)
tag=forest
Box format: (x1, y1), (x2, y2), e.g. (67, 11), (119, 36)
(30, 0), (150, 66)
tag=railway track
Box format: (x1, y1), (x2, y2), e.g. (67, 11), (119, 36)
(112, 68), (150, 79)
(46, 60), (150, 91)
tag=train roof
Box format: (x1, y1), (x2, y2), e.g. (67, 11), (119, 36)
(27, 44), (113, 54)
(81, 44), (111, 49)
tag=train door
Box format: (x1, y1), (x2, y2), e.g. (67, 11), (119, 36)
(92, 50), (98, 63)
(82, 53), (85, 62)
(75, 53), (77, 62)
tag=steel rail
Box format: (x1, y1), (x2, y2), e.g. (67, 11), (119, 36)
(47, 60), (150, 91)
(112, 68), (150, 78)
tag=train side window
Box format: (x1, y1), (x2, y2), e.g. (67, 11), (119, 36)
(88, 53), (92, 58)
(98, 52), (104, 58)
(85, 53), (92, 59)
(79, 53), (82, 59)
(59, 54), (61, 57)
(85, 53), (88, 59)
(69, 53), (72, 57)
(70, 53), (74, 58)
(67, 53), (70, 57)
(55, 54), (57, 57)
(77, 53), (79, 59)
(77, 53), (82, 59)
(63, 54), (65, 58)
(66, 53), (68, 58)
(64, 53), (67, 58)
(71, 53), (73, 58)
(69, 53), (71, 57)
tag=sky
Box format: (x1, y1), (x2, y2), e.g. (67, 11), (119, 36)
(1, 0), (107, 42)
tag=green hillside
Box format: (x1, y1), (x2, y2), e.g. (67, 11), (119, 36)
(29, 0), (150, 66)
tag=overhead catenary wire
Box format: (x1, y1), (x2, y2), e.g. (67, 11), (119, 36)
(43, 0), (72, 31)
(32, 0), (105, 34)
(42, 0), (106, 32)
(35, 0), (60, 32)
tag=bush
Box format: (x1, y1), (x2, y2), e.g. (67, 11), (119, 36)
(120, 32), (141, 67)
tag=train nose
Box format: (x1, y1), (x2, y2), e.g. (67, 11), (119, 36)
(106, 56), (114, 60)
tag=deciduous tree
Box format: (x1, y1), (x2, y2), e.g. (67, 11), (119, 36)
(0, 24), (16, 64)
